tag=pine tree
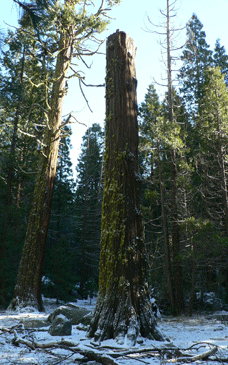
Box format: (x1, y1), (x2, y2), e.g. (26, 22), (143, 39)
(139, 83), (190, 314)
(198, 67), (228, 233)
(179, 14), (212, 118)
(75, 123), (104, 298)
(44, 126), (76, 302)
(0, 27), (47, 307)
(213, 39), (228, 86)
(139, 84), (174, 310)
(183, 67), (228, 307)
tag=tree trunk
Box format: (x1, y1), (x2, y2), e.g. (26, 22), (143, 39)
(9, 34), (72, 311)
(88, 30), (163, 345)
(80, 130), (90, 297)
(167, 0), (183, 314)
(170, 151), (184, 314)
(157, 143), (175, 311)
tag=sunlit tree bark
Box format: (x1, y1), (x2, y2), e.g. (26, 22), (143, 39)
(88, 30), (163, 344)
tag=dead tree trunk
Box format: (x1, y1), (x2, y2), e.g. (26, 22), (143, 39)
(88, 30), (163, 345)
(166, 0), (183, 314)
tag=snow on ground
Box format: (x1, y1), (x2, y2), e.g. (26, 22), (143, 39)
(0, 297), (228, 364)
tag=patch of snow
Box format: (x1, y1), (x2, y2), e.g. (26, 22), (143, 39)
(55, 313), (69, 320)
(42, 276), (54, 286)
(0, 297), (228, 364)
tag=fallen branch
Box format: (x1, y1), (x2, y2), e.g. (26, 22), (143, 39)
(77, 351), (119, 365)
(12, 332), (79, 350)
(190, 346), (218, 361)
(0, 324), (24, 334)
(167, 345), (218, 363)
(12, 333), (119, 365)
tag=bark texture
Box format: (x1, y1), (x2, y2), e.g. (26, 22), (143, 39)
(9, 34), (72, 312)
(88, 30), (163, 344)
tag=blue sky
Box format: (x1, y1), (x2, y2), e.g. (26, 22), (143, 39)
(1, 0), (228, 172)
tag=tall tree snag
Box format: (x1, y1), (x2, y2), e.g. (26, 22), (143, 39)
(88, 30), (163, 344)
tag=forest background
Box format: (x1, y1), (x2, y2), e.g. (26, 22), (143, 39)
(2, 0), (228, 168)
(1, 0), (228, 316)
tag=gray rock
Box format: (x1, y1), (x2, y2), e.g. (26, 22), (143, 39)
(206, 313), (228, 323)
(217, 314), (228, 323)
(48, 315), (72, 336)
(80, 312), (93, 326)
(48, 304), (91, 325)
(21, 319), (49, 329)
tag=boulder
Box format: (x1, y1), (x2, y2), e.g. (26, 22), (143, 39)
(80, 312), (93, 326)
(48, 303), (92, 325)
(21, 318), (49, 329)
(206, 313), (228, 323)
(48, 315), (72, 336)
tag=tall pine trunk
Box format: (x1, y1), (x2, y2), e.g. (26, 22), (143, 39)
(88, 30), (163, 344)
(9, 34), (72, 311)
(157, 143), (175, 311)
(80, 130), (90, 297)
(170, 151), (183, 313)
(166, 0), (183, 314)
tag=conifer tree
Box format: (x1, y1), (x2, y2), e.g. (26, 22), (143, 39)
(179, 14), (212, 118)
(213, 39), (228, 86)
(145, 0), (187, 314)
(44, 126), (76, 301)
(198, 67), (228, 233)
(139, 84), (189, 314)
(75, 123), (104, 298)
(184, 67), (228, 304)
(139, 84), (174, 310)
(0, 27), (47, 307)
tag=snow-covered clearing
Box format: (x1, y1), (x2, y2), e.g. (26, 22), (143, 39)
(0, 297), (228, 365)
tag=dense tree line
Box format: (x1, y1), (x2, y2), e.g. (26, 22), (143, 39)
(139, 14), (228, 314)
(1, 4), (228, 317)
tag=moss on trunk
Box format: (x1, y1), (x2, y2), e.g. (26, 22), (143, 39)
(88, 30), (164, 344)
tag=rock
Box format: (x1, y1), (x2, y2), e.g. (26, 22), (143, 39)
(21, 319), (49, 329)
(48, 315), (72, 336)
(206, 313), (228, 323)
(48, 304), (92, 325)
(217, 314), (228, 323)
(80, 312), (93, 326)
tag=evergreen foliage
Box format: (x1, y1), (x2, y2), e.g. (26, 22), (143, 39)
(179, 14), (213, 118)
(74, 123), (104, 298)
(0, 27), (45, 307)
(43, 126), (76, 302)
(213, 39), (228, 86)
(138, 14), (228, 313)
